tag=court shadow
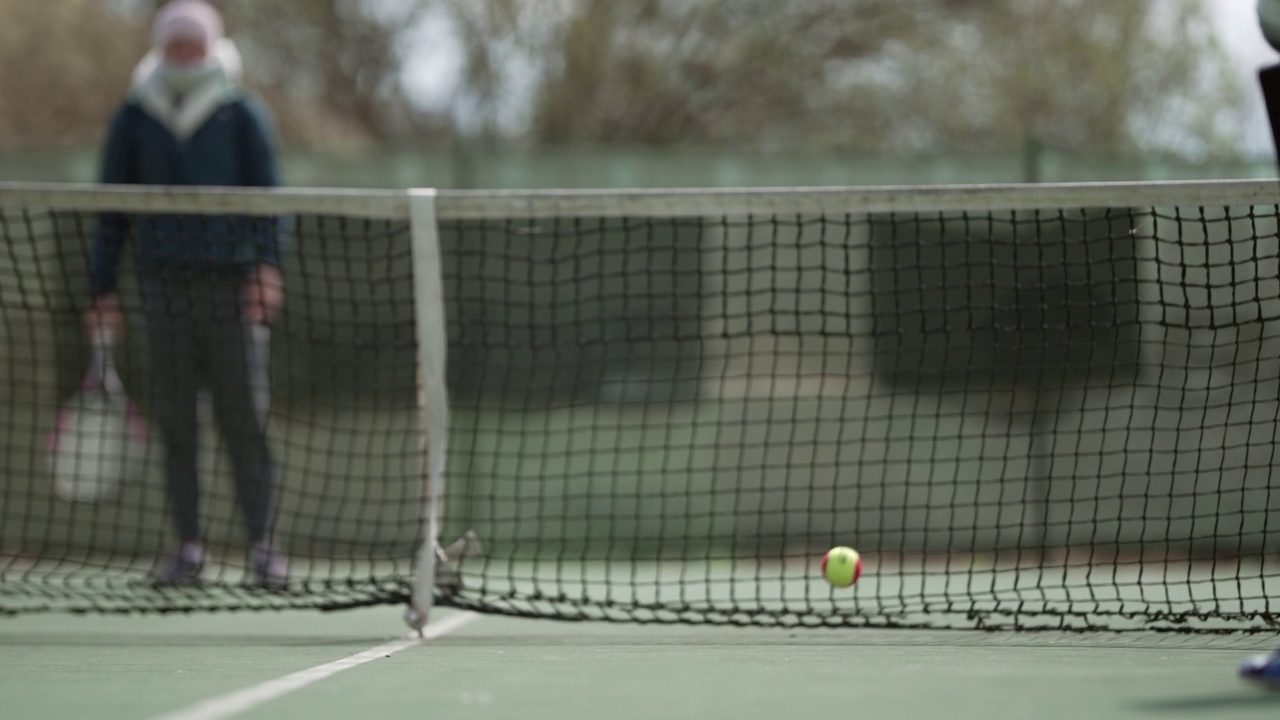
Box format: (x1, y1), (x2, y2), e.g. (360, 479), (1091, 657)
(1130, 692), (1280, 713)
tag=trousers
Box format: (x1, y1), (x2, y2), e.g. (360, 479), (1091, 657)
(140, 272), (274, 544)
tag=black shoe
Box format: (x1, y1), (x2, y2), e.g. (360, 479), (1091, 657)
(153, 543), (204, 588)
(250, 543), (289, 590)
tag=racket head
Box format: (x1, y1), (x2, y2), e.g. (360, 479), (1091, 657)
(49, 389), (130, 503)
(48, 330), (143, 503)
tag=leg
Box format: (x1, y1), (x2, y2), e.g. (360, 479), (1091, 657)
(200, 279), (286, 587)
(202, 309), (274, 546)
(144, 278), (202, 545)
(142, 276), (205, 585)
(1240, 61), (1280, 687)
(1244, 63), (1280, 686)
(1259, 63), (1280, 166)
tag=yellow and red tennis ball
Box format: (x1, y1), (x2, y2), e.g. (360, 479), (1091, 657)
(821, 546), (862, 587)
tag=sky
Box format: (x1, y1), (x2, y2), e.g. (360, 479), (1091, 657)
(1212, 0), (1276, 155)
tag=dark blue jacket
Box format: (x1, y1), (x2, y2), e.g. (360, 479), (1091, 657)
(89, 93), (284, 297)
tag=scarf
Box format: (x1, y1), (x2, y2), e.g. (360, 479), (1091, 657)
(130, 39), (243, 141)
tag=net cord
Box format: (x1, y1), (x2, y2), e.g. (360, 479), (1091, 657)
(3, 179), (1278, 220)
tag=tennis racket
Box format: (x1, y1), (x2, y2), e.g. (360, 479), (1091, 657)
(47, 329), (146, 503)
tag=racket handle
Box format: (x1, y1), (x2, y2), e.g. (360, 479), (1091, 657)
(46, 408), (71, 452)
(91, 327), (114, 351)
(89, 328), (122, 393)
(127, 403), (148, 443)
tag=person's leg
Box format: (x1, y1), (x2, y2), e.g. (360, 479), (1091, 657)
(201, 276), (285, 587)
(1241, 57), (1280, 688)
(1244, 54), (1280, 686)
(1259, 63), (1280, 166)
(142, 275), (204, 584)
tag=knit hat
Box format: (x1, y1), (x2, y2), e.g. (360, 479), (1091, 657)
(152, 0), (224, 49)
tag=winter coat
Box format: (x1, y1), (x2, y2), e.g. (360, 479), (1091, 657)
(90, 40), (283, 297)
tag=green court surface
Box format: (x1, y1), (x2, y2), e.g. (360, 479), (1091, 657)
(3, 607), (1280, 720)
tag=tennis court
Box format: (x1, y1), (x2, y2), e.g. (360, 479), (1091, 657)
(2, 605), (1279, 720)
(7, 180), (1280, 718)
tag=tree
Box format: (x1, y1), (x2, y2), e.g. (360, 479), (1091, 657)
(224, 0), (450, 147)
(0, 0), (1252, 158)
(443, 0), (1249, 157)
(0, 0), (147, 148)
(0, 0), (445, 150)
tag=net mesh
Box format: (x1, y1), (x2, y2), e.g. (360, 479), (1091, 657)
(2, 181), (1280, 631)
(0, 193), (418, 613)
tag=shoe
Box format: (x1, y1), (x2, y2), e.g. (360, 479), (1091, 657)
(250, 543), (288, 590)
(1240, 650), (1280, 688)
(153, 542), (204, 588)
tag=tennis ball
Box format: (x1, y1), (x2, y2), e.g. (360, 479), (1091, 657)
(821, 546), (863, 588)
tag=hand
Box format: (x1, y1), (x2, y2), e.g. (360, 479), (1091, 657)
(243, 264), (284, 325)
(85, 293), (124, 343)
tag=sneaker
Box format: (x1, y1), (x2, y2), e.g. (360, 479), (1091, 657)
(1240, 649), (1280, 688)
(250, 543), (289, 590)
(153, 542), (204, 588)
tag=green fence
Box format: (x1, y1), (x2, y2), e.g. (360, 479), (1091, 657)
(1, 146), (1273, 189)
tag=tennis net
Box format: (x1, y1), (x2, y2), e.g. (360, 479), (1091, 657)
(1, 179), (1278, 631)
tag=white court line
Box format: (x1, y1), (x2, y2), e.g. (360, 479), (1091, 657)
(147, 611), (481, 720)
